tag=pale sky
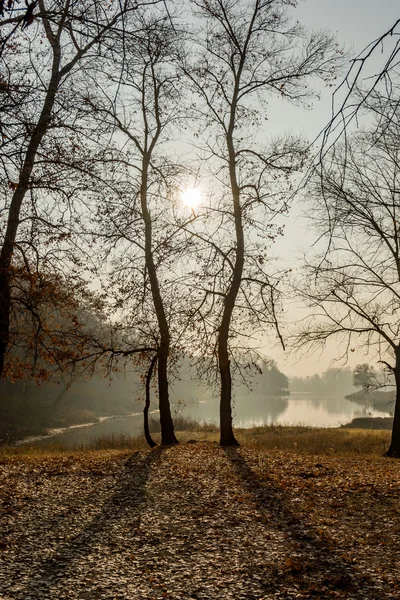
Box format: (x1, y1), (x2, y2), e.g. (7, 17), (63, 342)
(260, 0), (400, 376)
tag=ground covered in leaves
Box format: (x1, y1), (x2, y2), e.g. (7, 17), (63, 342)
(0, 443), (399, 599)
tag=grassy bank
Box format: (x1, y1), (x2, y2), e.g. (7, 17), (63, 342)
(0, 422), (391, 458)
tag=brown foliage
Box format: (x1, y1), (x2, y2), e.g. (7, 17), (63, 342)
(5, 265), (106, 382)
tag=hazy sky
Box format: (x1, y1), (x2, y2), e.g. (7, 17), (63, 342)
(297, 0), (398, 45)
(261, 1), (400, 376)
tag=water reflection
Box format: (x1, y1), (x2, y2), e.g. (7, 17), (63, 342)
(25, 393), (391, 447)
(183, 392), (390, 428)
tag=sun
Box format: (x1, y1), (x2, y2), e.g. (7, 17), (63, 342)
(181, 188), (201, 209)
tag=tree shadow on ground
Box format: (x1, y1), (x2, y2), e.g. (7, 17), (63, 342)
(17, 447), (164, 598)
(222, 447), (392, 599)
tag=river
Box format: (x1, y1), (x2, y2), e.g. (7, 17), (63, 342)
(19, 392), (393, 447)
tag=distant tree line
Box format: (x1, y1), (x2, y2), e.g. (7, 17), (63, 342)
(290, 368), (354, 396)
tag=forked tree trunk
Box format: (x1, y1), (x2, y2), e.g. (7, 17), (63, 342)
(385, 348), (400, 457)
(0, 76), (60, 377)
(0, 0), (132, 377)
(141, 160), (178, 446)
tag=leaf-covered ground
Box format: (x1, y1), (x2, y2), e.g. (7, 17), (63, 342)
(0, 443), (399, 599)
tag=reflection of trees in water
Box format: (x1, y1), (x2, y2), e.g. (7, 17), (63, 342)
(321, 395), (359, 415)
(299, 394), (355, 414)
(234, 394), (289, 424)
(264, 395), (289, 423)
(169, 363), (393, 424)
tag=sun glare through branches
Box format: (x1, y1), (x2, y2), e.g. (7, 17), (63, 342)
(181, 188), (202, 210)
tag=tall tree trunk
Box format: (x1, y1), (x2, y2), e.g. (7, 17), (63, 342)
(141, 159), (178, 445)
(385, 347), (400, 457)
(0, 0), (129, 377)
(144, 354), (157, 448)
(218, 123), (243, 447)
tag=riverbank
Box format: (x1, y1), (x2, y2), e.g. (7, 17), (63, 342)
(2, 424), (391, 457)
(3, 398), (394, 449)
(2, 389), (394, 447)
(0, 409), (101, 445)
(0, 443), (399, 599)
(344, 390), (395, 411)
(0, 408), (145, 446)
(342, 416), (394, 430)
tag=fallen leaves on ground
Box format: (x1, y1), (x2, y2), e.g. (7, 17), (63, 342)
(0, 444), (399, 599)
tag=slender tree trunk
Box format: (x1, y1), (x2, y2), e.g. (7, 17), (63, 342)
(385, 347), (400, 457)
(144, 354), (157, 448)
(0, 0), (138, 378)
(140, 159), (178, 445)
(0, 0), (126, 377)
(218, 123), (243, 446)
(218, 282), (241, 446)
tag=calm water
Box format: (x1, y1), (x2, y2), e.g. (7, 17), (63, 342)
(22, 392), (393, 447)
(184, 392), (392, 428)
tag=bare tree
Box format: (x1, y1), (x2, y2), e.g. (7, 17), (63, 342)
(320, 18), (400, 159)
(296, 96), (400, 457)
(182, 0), (344, 445)
(86, 13), (189, 444)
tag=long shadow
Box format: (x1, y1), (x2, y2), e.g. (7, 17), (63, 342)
(16, 447), (164, 598)
(223, 447), (391, 598)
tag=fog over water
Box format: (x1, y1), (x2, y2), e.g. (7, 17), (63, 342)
(188, 393), (390, 429)
(4, 353), (394, 449)
(22, 382), (393, 448)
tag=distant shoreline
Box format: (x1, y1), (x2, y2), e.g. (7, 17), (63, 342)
(342, 416), (393, 430)
(344, 390), (395, 411)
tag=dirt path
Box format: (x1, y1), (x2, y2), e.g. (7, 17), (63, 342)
(0, 443), (399, 599)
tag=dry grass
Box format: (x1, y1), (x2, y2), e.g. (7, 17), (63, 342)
(0, 423), (392, 459)
(149, 415), (218, 433)
(234, 424), (391, 456)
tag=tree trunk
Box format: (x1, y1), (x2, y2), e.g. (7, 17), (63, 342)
(217, 109), (243, 446)
(141, 158), (178, 446)
(218, 290), (240, 445)
(385, 348), (400, 457)
(158, 347), (178, 445)
(144, 355), (157, 448)
(219, 353), (239, 446)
